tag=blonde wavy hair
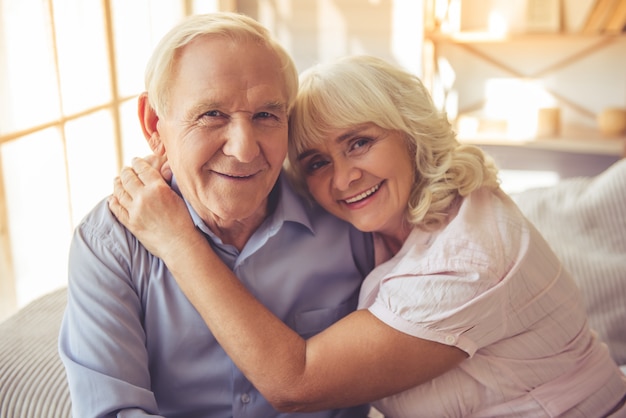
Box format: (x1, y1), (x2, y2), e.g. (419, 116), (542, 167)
(286, 55), (500, 231)
(144, 12), (299, 118)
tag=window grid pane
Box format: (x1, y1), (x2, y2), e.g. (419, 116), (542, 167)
(1, 129), (73, 307)
(52, 0), (112, 115)
(0, 0), (61, 136)
(0, 0), (192, 319)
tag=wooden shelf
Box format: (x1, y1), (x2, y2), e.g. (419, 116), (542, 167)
(423, 27), (625, 129)
(458, 134), (625, 156)
(425, 30), (624, 43)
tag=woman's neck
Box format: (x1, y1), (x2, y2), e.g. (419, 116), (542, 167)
(377, 222), (412, 257)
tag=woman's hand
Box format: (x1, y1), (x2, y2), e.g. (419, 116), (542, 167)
(108, 155), (199, 260)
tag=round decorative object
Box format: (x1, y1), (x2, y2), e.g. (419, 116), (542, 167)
(597, 108), (626, 137)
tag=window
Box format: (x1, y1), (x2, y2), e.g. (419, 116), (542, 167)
(0, 0), (220, 320)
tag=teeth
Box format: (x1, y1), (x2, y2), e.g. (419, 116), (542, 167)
(345, 184), (380, 204)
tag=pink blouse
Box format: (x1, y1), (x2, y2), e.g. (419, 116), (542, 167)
(359, 188), (626, 417)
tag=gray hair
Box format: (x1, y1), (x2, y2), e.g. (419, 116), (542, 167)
(144, 12), (299, 117)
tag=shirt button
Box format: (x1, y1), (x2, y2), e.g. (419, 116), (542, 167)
(241, 393), (251, 404)
(445, 335), (456, 345)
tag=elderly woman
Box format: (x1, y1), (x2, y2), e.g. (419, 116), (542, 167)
(110, 55), (626, 417)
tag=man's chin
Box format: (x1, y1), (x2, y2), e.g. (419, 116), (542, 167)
(203, 199), (269, 225)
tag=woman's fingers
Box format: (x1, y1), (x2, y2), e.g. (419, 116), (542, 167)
(119, 164), (145, 196)
(141, 153), (173, 183)
(108, 177), (129, 225)
(143, 153), (168, 172)
(111, 164), (149, 230)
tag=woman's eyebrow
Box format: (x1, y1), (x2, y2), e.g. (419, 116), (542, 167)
(334, 126), (372, 145)
(297, 149), (317, 161)
(297, 126), (373, 160)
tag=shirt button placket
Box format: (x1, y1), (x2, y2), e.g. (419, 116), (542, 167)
(241, 393), (251, 404)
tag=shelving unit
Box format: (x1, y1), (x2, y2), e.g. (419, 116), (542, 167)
(421, 1), (626, 157)
(424, 31), (623, 119)
(458, 134), (625, 156)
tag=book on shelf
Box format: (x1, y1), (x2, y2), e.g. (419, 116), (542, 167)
(525, 0), (561, 33)
(563, 0), (597, 33)
(582, 0), (619, 34)
(604, 0), (626, 33)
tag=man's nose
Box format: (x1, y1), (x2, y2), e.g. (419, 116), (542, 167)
(332, 158), (360, 191)
(222, 118), (260, 162)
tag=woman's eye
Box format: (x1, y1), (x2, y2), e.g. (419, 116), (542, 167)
(350, 137), (372, 152)
(303, 159), (328, 174)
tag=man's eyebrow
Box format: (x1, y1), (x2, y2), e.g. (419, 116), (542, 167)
(183, 100), (286, 120)
(260, 101), (288, 113)
(184, 101), (221, 120)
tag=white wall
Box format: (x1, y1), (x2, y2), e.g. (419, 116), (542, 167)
(241, 0), (626, 137)
(239, 0), (424, 75)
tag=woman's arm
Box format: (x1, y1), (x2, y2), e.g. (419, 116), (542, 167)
(108, 157), (467, 412)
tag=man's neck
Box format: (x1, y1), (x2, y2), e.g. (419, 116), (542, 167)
(209, 215), (265, 251)
(207, 183), (280, 251)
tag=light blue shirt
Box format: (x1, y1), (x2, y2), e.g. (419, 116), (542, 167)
(59, 174), (373, 418)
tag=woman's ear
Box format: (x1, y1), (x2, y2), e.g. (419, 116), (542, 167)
(138, 92), (166, 156)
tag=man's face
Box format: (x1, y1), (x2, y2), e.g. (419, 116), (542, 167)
(157, 36), (289, 231)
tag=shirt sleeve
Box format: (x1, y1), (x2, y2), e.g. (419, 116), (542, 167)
(58, 201), (164, 418)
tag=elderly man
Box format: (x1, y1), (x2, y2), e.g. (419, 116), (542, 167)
(59, 12), (372, 418)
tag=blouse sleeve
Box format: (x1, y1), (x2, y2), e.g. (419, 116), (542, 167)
(368, 228), (520, 358)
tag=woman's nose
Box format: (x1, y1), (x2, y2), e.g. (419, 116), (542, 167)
(332, 158), (360, 191)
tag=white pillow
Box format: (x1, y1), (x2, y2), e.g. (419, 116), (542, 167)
(511, 159), (626, 366)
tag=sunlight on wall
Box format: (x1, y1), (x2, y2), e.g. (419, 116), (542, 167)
(454, 77), (558, 141)
(318, 0), (348, 61)
(484, 78), (556, 139)
(392, 0), (424, 76)
(488, 9), (509, 36)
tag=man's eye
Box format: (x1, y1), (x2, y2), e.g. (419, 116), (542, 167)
(255, 111), (275, 120)
(202, 110), (223, 118)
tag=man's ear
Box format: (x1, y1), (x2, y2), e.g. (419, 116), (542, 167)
(138, 92), (166, 156)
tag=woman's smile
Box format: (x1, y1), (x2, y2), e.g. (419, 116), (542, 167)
(343, 182), (382, 205)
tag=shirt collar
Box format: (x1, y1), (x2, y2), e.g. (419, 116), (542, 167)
(170, 172), (316, 243)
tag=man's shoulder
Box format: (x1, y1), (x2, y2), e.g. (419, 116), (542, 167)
(69, 197), (158, 284)
(76, 197), (124, 235)
(72, 197), (139, 255)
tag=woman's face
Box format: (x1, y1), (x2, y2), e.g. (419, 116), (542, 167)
(297, 123), (414, 238)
